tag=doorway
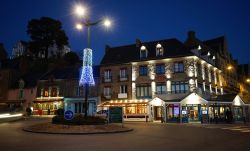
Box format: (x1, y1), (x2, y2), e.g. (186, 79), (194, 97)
(154, 106), (162, 121)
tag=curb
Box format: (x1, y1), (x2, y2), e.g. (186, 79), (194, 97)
(22, 127), (133, 135)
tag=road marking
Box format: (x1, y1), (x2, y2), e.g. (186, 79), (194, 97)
(221, 126), (242, 130)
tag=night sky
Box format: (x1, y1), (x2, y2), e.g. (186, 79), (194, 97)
(0, 0), (250, 65)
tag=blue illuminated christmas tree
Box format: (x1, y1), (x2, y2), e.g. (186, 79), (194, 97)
(79, 48), (95, 86)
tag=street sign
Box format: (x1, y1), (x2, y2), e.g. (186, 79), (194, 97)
(64, 110), (74, 120)
(109, 107), (123, 123)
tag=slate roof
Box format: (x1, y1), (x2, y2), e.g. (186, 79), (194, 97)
(208, 94), (238, 102)
(203, 36), (225, 55)
(101, 38), (194, 65)
(40, 65), (100, 80)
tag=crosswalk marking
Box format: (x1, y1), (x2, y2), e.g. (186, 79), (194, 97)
(187, 124), (250, 133)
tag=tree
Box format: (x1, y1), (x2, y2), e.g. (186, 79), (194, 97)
(0, 43), (8, 61)
(27, 17), (69, 58)
(63, 52), (80, 65)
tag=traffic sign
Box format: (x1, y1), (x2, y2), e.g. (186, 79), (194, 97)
(64, 110), (74, 120)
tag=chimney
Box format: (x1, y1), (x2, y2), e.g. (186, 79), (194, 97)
(105, 45), (110, 53)
(188, 31), (196, 39)
(136, 39), (141, 48)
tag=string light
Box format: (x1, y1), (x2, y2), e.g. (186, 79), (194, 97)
(79, 48), (95, 86)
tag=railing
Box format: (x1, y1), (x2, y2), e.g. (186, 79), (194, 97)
(118, 93), (128, 98)
(155, 90), (189, 95)
(118, 75), (129, 81)
(102, 76), (112, 83)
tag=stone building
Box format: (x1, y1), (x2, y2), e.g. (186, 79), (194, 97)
(34, 66), (100, 116)
(99, 31), (250, 123)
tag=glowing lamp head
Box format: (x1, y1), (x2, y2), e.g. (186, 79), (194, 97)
(74, 5), (86, 17)
(227, 65), (233, 70)
(246, 78), (250, 83)
(103, 19), (111, 28)
(76, 23), (83, 30)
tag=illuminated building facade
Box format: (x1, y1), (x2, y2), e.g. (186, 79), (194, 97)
(99, 31), (250, 123)
(34, 66), (99, 115)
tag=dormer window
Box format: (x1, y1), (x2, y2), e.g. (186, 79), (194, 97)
(156, 43), (164, 56)
(140, 45), (147, 59)
(198, 45), (202, 50)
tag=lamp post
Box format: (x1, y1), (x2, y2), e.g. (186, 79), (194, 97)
(74, 4), (112, 118)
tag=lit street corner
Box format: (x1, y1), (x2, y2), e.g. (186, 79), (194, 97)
(0, 119), (250, 151)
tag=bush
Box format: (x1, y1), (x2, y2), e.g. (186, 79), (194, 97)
(55, 108), (64, 116)
(52, 114), (107, 125)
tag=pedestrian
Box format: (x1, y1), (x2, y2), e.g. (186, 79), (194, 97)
(48, 108), (50, 115)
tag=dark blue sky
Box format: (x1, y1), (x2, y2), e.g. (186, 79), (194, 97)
(0, 0), (250, 65)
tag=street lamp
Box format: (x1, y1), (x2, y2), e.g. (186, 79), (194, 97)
(227, 65), (233, 71)
(246, 78), (250, 83)
(74, 4), (112, 118)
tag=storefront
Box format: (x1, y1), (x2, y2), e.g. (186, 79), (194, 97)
(179, 93), (208, 123)
(33, 97), (64, 115)
(208, 94), (247, 123)
(99, 99), (149, 121)
(64, 97), (98, 116)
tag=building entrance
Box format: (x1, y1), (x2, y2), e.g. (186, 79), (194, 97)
(186, 105), (200, 122)
(154, 106), (162, 121)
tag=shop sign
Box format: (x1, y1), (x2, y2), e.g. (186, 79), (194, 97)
(109, 107), (123, 123)
(202, 110), (208, 114)
(64, 110), (74, 120)
(182, 110), (187, 114)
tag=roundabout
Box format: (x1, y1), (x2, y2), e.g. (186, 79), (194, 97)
(23, 122), (133, 135)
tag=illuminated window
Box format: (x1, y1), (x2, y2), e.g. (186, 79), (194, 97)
(43, 88), (49, 97)
(156, 43), (164, 56)
(136, 85), (152, 98)
(139, 65), (148, 76)
(51, 87), (57, 97)
(155, 64), (165, 74)
(171, 81), (189, 94)
(174, 62), (184, 73)
(156, 83), (166, 94)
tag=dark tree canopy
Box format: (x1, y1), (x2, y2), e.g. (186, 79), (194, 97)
(27, 17), (69, 58)
(0, 43), (8, 61)
(63, 51), (80, 65)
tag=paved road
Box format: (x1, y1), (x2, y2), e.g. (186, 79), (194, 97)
(0, 118), (250, 151)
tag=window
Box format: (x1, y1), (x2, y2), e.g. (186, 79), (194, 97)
(104, 69), (112, 82)
(139, 65), (148, 76)
(120, 68), (128, 79)
(171, 81), (189, 94)
(43, 88), (49, 97)
(120, 85), (127, 93)
(155, 64), (165, 74)
(156, 83), (166, 94)
(174, 62), (184, 73)
(51, 87), (57, 97)
(156, 43), (164, 56)
(104, 87), (111, 97)
(136, 85), (152, 98)
(140, 45), (147, 59)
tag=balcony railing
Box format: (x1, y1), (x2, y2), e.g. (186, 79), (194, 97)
(102, 76), (112, 83)
(118, 93), (128, 98)
(155, 90), (189, 95)
(118, 75), (129, 81)
(103, 93), (112, 99)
